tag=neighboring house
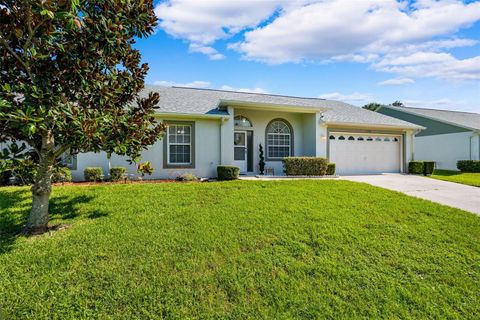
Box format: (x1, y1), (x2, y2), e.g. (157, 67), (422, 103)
(68, 86), (422, 180)
(374, 105), (480, 170)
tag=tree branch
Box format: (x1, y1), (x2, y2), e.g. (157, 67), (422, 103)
(0, 37), (34, 81)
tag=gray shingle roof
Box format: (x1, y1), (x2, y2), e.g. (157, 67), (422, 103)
(141, 85), (422, 129)
(386, 105), (480, 131)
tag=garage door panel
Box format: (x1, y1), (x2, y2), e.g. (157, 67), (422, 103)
(329, 134), (401, 175)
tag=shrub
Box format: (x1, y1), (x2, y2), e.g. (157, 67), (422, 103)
(110, 167), (127, 182)
(326, 163), (336, 176)
(282, 157), (328, 176)
(408, 161), (424, 174)
(0, 170), (13, 186)
(457, 160), (480, 173)
(423, 161), (436, 176)
(217, 166), (240, 181)
(84, 167), (103, 182)
(52, 166), (73, 183)
(12, 159), (37, 185)
(176, 173), (199, 182)
(137, 161), (154, 177)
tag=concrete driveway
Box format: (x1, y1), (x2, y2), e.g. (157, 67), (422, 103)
(342, 174), (480, 215)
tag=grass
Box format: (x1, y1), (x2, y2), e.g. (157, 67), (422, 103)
(431, 169), (480, 187)
(0, 180), (479, 319)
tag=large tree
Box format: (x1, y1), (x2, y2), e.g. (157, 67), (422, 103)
(0, 0), (166, 233)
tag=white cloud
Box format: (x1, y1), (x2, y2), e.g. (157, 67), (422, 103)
(377, 77), (415, 86)
(234, 0), (480, 64)
(318, 92), (374, 105)
(220, 85), (268, 94)
(188, 44), (225, 60)
(155, 0), (284, 59)
(153, 80), (211, 88)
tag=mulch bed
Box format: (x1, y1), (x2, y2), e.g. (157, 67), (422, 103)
(53, 179), (178, 187)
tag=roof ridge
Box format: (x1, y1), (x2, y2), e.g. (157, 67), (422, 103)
(395, 105), (480, 115)
(168, 85), (327, 101)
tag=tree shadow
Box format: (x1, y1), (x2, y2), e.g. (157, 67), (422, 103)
(0, 189), (107, 255)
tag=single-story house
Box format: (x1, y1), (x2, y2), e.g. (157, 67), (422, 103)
(374, 105), (480, 170)
(67, 86), (422, 180)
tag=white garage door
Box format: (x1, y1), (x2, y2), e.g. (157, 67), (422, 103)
(329, 133), (401, 175)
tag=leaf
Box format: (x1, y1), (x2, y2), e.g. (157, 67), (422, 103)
(40, 9), (54, 19)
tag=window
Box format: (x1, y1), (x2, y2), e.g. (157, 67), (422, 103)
(384, 137), (390, 142)
(234, 116), (252, 127)
(165, 123), (194, 167)
(357, 137), (364, 141)
(366, 137), (373, 141)
(393, 137), (399, 142)
(338, 136), (345, 140)
(348, 136), (355, 141)
(375, 137), (382, 141)
(60, 151), (77, 170)
(266, 119), (293, 159)
(329, 135), (335, 140)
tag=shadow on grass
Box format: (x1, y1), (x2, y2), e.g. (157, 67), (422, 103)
(0, 189), (107, 255)
(433, 170), (461, 177)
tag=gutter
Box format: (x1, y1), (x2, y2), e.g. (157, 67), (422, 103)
(218, 99), (328, 113)
(155, 112), (229, 120)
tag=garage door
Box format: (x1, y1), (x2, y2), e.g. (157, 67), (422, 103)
(329, 133), (401, 175)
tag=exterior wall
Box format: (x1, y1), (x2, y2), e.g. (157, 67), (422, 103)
(233, 108), (311, 174)
(376, 108), (470, 137)
(71, 118), (222, 180)
(414, 131), (479, 170)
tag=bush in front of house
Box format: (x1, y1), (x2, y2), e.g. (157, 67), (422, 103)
(326, 163), (336, 176)
(282, 157), (328, 176)
(176, 173), (199, 182)
(52, 166), (73, 183)
(84, 167), (103, 182)
(457, 160), (480, 172)
(423, 161), (436, 176)
(408, 161), (424, 174)
(217, 166), (240, 181)
(110, 167), (127, 182)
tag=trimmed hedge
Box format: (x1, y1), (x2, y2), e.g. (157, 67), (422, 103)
(110, 167), (127, 182)
(423, 161), (436, 176)
(408, 161), (424, 174)
(282, 157), (328, 176)
(52, 166), (73, 183)
(84, 167), (103, 182)
(326, 163), (336, 176)
(217, 166), (240, 181)
(457, 160), (480, 173)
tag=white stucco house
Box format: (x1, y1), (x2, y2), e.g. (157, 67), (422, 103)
(375, 105), (480, 170)
(68, 86), (423, 180)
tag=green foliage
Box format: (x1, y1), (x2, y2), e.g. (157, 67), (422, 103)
(457, 160), (480, 173)
(423, 161), (436, 176)
(431, 170), (480, 187)
(409, 161), (424, 174)
(391, 101), (404, 107)
(326, 163), (336, 176)
(258, 144), (265, 175)
(84, 167), (103, 182)
(282, 157), (328, 176)
(51, 166), (72, 183)
(176, 173), (199, 182)
(109, 167), (127, 182)
(362, 103), (385, 112)
(217, 166), (240, 181)
(137, 161), (154, 177)
(0, 181), (479, 318)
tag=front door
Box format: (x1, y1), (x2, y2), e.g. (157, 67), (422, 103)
(234, 131), (247, 173)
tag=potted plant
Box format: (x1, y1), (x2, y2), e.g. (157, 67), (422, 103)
(259, 144), (265, 175)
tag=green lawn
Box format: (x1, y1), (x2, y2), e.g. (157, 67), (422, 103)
(431, 169), (480, 187)
(0, 181), (479, 319)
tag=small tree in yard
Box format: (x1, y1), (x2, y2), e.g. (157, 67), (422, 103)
(0, 1), (165, 233)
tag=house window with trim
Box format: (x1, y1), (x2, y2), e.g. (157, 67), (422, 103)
(167, 124), (192, 165)
(266, 119), (293, 160)
(60, 151), (77, 170)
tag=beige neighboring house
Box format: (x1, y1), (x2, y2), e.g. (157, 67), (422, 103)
(66, 86), (422, 180)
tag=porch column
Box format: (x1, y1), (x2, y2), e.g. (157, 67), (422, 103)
(316, 112), (328, 158)
(220, 106), (235, 165)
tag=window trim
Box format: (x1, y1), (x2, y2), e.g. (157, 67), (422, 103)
(265, 118), (294, 161)
(163, 121), (195, 169)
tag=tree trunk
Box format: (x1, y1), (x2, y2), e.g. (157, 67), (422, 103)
(25, 132), (55, 234)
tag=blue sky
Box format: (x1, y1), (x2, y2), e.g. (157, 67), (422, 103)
(136, 0), (480, 112)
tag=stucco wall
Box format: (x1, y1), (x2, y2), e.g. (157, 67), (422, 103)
(233, 108), (310, 174)
(71, 118), (222, 181)
(414, 131), (478, 170)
